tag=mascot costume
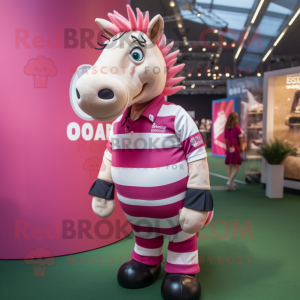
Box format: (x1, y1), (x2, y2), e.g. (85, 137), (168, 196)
(75, 5), (214, 300)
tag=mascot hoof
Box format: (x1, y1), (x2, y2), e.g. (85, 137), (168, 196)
(161, 274), (201, 300)
(117, 260), (161, 289)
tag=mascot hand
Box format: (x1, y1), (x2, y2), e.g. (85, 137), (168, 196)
(179, 208), (212, 234)
(92, 197), (115, 218)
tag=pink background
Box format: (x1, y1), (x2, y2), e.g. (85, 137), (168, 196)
(212, 99), (234, 156)
(0, 0), (130, 259)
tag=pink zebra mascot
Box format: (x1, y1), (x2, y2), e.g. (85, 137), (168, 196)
(75, 5), (214, 300)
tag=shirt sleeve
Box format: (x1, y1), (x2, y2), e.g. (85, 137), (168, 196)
(174, 107), (207, 163)
(104, 123), (113, 161)
(237, 125), (243, 138)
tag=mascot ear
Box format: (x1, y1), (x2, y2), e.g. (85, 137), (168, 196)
(147, 14), (164, 44)
(95, 18), (118, 38)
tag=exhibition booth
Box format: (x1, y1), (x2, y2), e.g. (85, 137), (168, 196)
(262, 66), (300, 190)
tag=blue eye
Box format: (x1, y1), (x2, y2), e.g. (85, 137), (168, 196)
(130, 48), (144, 61)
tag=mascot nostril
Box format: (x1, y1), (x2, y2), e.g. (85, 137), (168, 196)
(98, 89), (114, 100)
(76, 88), (80, 99)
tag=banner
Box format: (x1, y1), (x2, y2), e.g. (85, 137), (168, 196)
(212, 99), (235, 157)
(0, 0), (130, 259)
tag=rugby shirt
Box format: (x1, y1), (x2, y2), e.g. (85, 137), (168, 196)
(93, 94), (206, 231)
(105, 93), (207, 193)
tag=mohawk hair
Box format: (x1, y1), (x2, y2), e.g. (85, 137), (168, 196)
(103, 4), (185, 96)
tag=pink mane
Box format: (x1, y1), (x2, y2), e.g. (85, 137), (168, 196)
(104, 5), (185, 96)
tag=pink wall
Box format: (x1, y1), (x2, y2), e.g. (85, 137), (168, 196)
(0, 0), (130, 259)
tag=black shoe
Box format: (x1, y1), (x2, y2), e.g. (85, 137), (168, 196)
(117, 260), (161, 289)
(161, 273), (201, 300)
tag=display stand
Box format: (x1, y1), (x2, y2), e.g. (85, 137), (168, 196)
(227, 77), (264, 182)
(262, 67), (300, 190)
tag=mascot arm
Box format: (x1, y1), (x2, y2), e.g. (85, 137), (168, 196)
(179, 157), (214, 234)
(89, 153), (115, 218)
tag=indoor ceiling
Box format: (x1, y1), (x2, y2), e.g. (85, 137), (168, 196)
(131, 0), (300, 94)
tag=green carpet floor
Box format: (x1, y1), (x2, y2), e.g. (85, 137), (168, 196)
(1, 153), (299, 300)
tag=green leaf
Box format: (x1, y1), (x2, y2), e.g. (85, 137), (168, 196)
(258, 138), (297, 165)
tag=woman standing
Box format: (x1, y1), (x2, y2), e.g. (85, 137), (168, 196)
(224, 112), (244, 190)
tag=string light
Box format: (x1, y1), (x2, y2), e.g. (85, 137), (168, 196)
(169, 1), (175, 7)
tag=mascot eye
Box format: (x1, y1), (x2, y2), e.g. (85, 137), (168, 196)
(130, 47), (144, 61)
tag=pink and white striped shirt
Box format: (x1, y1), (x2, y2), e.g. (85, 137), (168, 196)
(104, 94), (207, 236)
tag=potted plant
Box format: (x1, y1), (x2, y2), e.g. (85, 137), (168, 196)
(258, 139), (297, 198)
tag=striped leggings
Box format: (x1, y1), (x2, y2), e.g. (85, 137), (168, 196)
(131, 229), (200, 274)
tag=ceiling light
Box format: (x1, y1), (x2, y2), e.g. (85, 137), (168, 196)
(242, 25), (252, 43)
(178, 23), (182, 28)
(262, 48), (273, 62)
(288, 7), (300, 25)
(226, 73), (230, 77)
(251, 0), (264, 24)
(257, 73), (261, 77)
(235, 46), (242, 60)
(213, 77), (216, 80)
(214, 29), (218, 34)
(169, 1), (175, 7)
(207, 73), (211, 77)
(273, 29), (287, 46)
(191, 84), (195, 88)
(202, 48), (206, 51)
(215, 66), (219, 70)
(188, 73), (192, 77)
(197, 13), (201, 17)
